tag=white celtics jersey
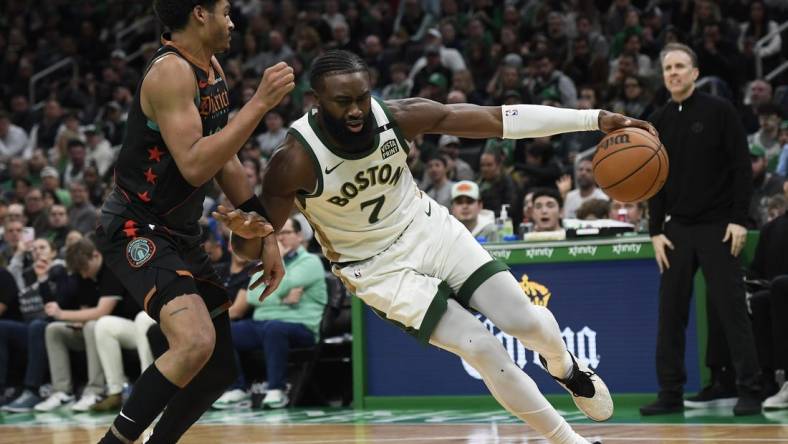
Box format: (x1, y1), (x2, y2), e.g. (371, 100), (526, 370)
(289, 97), (421, 263)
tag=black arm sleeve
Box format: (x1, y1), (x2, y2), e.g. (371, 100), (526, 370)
(238, 195), (270, 221)
(724, 101), (752, 227)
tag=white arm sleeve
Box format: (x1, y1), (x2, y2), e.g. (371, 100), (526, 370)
(501, 105), (600, 139)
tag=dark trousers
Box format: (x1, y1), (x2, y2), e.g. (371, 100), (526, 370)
(749, 275), (788, 373)
(656, 222), (760, 398)
(230, 319), (315, 390)
(0, 319), (49, 390)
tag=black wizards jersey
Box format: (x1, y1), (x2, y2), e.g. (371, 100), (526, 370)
(102, 35), (230, 239)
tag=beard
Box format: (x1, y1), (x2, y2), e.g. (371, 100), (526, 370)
(320, 110), (376, 151)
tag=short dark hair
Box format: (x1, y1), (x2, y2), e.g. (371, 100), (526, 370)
(531, 187), (563, 208)
(756, 102), (783, 118)
(660, 43), (698, 68)
(67, 139), (85, 150)
(309, 50), (369, 91)
(65, 237), (97, 274)
(154, 0), (221, 32)
(289, 217), (302, 233)
(427, 154), (448, 167)
(576, 198), (611, 220)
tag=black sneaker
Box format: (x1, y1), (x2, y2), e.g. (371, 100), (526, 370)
(539, 353), (613, 421)
(684, 382), (738, 408)
(733, 392), (763, 416)
(640, 396), (684, 416)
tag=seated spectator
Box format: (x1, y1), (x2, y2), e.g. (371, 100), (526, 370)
(609, 200), (648, 231)
(741, 80), (773, 134)
(35, 238), (137, 412)
(0, 111), (29, 162)
(610, 75), (654, 120)
(422, 155), (455, 208)
(576, 198), (611, 221)
(67, 180), (97, 235)
(747, 210), (788, 409)
(42, 204), (71, 253)
(82, 165), (107, 208)
(84, 125), (115, 178)
(381, 63), (413, 100)
(776, 120), (788, 177)
(748, 103), (784, 169)
(767, 195), (786, 223)
(213, 217), (327, 410)
(40, 166), (72, 208)
(479, 150), (517, 218)
(526, 51), (577, 108)
(0, 219), (23, 268)
(91, 311), (156, 412)
(255, 110), (288, 160)
(748, 144), (786, 229)
(450, 181), (496, 241)
(438, 135), (474, 181)
(24, 188), (49, 236)
(563, 157), (609, 219)
(1, 238), (71, 413)
(531, 188), (563, 233)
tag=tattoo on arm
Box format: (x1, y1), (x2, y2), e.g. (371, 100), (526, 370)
(169, 307), (189, 317)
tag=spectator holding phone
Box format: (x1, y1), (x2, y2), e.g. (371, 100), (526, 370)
(1, 238), (73, 412)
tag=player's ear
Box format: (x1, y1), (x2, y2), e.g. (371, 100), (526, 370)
(193, 4), (209, 25)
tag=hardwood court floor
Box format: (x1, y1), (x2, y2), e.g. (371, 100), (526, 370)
(2, 405), (788, 443)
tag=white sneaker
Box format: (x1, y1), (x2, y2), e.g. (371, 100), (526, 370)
(540, 352), (613, 422)
(261, 389), (288, 409)
(212, 389), (251, 410)
(34, 391), (75, 412)
(764, 382), (788, 410)
(72, 392), (102, 412)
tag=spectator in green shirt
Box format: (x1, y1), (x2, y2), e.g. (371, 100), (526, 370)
(213, 217), (327, 410)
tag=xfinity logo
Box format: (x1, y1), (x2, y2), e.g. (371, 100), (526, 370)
(568, 245), (597, 257)
(489, 250), (511, 260)
(461, 315), (600, 380)
(525, 247), (554, 259)
(612, 243), (642, 255)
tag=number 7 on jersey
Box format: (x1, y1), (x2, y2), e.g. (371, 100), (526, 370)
(360, 195), (385, 224)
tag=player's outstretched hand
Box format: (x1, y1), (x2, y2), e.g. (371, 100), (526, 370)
(255, 62), (295, 110)
(598, 110), (658, 138)
(249, 237), (285, 301)
(212, 205), (274, 239)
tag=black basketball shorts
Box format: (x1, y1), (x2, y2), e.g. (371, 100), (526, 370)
(95, 217), (230, 322)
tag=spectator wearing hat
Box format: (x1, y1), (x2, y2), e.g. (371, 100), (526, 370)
(40, 167), (71, 208)
(98, 102), (126, 146)
(411, 44), (453, 99)
(84, 125), (115, 177)
(419, 72), (449, 103)
(451, 180), (496, 240)
(410, 28), (466, 76)
(776, 120), (788, 177)
(748, 103), (784, 169)
(422, 154), (455, 208)
(109, 49), (139, 91)
(438, 135), (474, 181)
(749, 143), (786, 229)
(0, 111), (29, 162)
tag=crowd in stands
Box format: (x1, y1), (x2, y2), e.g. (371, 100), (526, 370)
(0, 0), (788, 411)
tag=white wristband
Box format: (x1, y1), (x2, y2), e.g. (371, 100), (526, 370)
(501, 105), (600, 139)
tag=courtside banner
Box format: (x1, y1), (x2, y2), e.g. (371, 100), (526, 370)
(363, 258), (701, 396)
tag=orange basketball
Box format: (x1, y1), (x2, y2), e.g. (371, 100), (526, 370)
(592, 127), (668, 203)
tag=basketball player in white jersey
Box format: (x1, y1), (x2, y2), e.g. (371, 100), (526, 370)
(217, 50), (656, 444)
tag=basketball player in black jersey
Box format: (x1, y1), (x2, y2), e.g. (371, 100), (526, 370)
(95, 1), (293, 442)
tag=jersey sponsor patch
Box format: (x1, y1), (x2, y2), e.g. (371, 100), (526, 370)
(380, 139), (399, 159)
(126, 237), (156, 268)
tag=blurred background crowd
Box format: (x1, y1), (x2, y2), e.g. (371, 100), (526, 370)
(0, 0), (787, 411)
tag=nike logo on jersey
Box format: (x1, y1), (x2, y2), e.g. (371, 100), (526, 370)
(425, 202), (432, 217)
(325, 161), (345, 174)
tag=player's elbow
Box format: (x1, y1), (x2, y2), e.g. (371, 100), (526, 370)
(180, 164), (213, 188)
